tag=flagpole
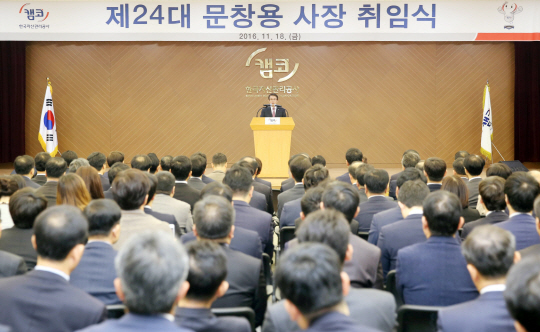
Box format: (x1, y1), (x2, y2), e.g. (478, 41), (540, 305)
(492, 143), (505, 162)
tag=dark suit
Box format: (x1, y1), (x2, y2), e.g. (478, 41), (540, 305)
(22, 176), (40, 189)
(437, 290), (515, 332)
(255, 177), (272, 188)
(0, 251), (26, 278)
(212, 245), (266, 327)
(187, 177), (206, 191)
(336, 172), (352, 184)
(467, 177), (482, 209)
(201, 174), (214, 184)
(260, 106), (287, 117)
(279, 198), (301, 228)
(175, 308), (251, 332)
(181, 228), (263, 259)
(100, 174), (110, 192)
(0, 270), (106, 332)
(427, 183), (442, 192)
(280, 178), (294, 192)
(104, 189), (114, 200)
(262, 288), (396, 332)
(347, 234), (383, 289)
(233, 201), (273, 257)
(396, 236), (478, 306)
(174, 182), (201, 212)
(305, 311), (381, 332)
(277, 184), (304, 219)
(497, 213), (540, 250)
(356, 196), (398, 232)
(144, 206), (179, 237)
(461, 211), (508, 240)
(388, 171), (402, 200)
(253, 181), (274, 215)
(70, 241), (120, 305)
(0, 227), (37, 270)
(77, 313), (192, 332)
(357, 188), (368, 203)
(462, 207), (481, 223)
(32, 174), (47, 186)
(249, 191), (268, 212)
(367, 207), (403, 245)
(35, 181), (58, 207)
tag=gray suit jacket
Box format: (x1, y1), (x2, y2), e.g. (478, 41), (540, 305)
(36, 181), (58, 207)
(152, 194), (193, 232)
(277, 184), (304, 219)
(280, 178), (295, 192)
(207, 170), (225, 183)
(32, 174), (47, 186)
(467, 177), (482, 209)
(187, 177), (206, 191)
(0, 227), (37, 270)
(23, 176), (40, 189)
(113, 210), (173, 250)
(0, 251), (27, 278)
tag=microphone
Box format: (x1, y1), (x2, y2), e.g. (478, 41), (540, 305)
(256, 107), (264, 117)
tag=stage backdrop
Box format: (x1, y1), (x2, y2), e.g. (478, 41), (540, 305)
(25, 41), (514, 168)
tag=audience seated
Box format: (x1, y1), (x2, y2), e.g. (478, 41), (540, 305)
(106, 151), (125, 170)
(0, 177), (18, 229)
(347, 161), (363, 188)
(193, 152), (214, 184)
(152, 171), (193, 234)
(437, 225), (518, 332)
(520, 196), (540, 258)
(455, 150), (470, 160)
(70, 199), (122, 305)
(188, 154), (208, 191)
(464, 155), (485, 208)
(104, 162), (130, 199)
(336, 148), (363, 184)
(295, 186), (325, 229)
(130, 154), (152, 172)
(207, 153), (227, 183)
(239, 158), (274, 214)
(61, 150), (78, 167)
(356, 169), (397, 232)
(33, 152), (51, 186)
(254, 157), (272, 187)
(311, 155), (326, 167)
(354, 163), (374, 203)
(68, 158), (90, 174)
(147, 153), (160, 174)
(0, 200), (28, 275)
(36, 157), (67, 207)
(277, 156), (311, 218)
(175, 241), (251, 332)
(57, 173), (91, 210)
(87, 152), (109, 191)
(14, 155), (39, 189)
(497, 172), (540, 250)
(415, 160), (425, 172)
(0, 205), (106, 332)
(389, 150), (420, 200)
(280, 154), (308, 192)
(160, 155), (173, 172)
(424, 157), (447, 192)
(143, 173), (179, 235)
(441, 175), (480, 223)
(76, 166), (105, 200)
(396, 191), (478, 306)
(486, 163), (512, 179)
(452, 158), (468, 183)
(78, 231), (192, 332)
(171, 156), (201, 212)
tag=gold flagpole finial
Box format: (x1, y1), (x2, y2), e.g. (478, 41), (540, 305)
(47, 77), (53, 95)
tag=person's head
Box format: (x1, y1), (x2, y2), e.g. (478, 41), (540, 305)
(355, 164), (375, 187)
(441, 175), (469, 209)
(255, 157), (262, 176)
(422, 191), (463, 237)
(83, 199), (121, 241)
(45, 157), (68, 179)
(300, 187), (325, 220)
(303, 165), (329, 190)
(68, 158), (90, 174)
(424, 157), (447, 182)
(464, 155), (485, 177)
(452, 158), (466, 176)
(455, 151), (470, 160)
(504, 172), (540, 213)
(115, 231), (189, 315)
(289, 156), (312, 182)
(9, 188), (47, 229)
(398, 180), (430, 209)
(236, 160), (255, 177)
(131, 155), (152, 172)
(345, 148), (363, 166)
(155, 171), (176, 196)
(61, 150), (78, 167)
(322, 181), (359, 223)
(311, 155), (326, 167)
(160, 155), (173, 172)
(184, 241), (228, 303)
(107, 162), (131, 184)
(107, 151), (124, 167)
(396, 168), (427, 191)
(33, 205), (88, 268)
(192, 195), (234, 241)
(364, 169), (390, 195)
(212, 153), (227, 168)
(240, 157), (259, 176)
(147, 153), (160, 174)
(112, 169), (150, 210)
(416, 160), (425, 172)
(486, 163), (512, 179)
(76, 166), (104, 200)
(347, 161), (363, 183)
(190, 154), (207, 177)
(171, 156), (192, 181)
(34, 152), (51, 172)
(200, 182), (233, 202)
(402, 152), (420, 168)
(56, 173), (92, 210)
(268, 93), (278, 105)
(14, 155), (35, 176)
(479, 176), (507, 212)
(10, 175), (26, 189)
(222, 166), (253, 198)
(0, 176), (19, 198)
(87, 152), (107, 172)
(145, 173), (158, 203)
(504, 256), (540, 332)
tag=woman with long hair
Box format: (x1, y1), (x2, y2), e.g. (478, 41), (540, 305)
(441, 175), (481, 223)
(56, 173), (91, 210)
(76, 166), (105, 199)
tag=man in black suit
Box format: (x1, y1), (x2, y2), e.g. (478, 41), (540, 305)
(144, 173), (180, 236)
(88, 152), (110, 191)
(464, 155), (485, 208)
(438, 225), (518, 332)
(424, 157), (446, 192)
(160, 155), (173, 171)
(336, 148), (363, 184)
(239, 158), (274, 215)
(389, 150), (420, 200)
(520, 197), (540, 258)
(260, 93), (287, 117)
(280, 154), (309, 192)
(36, 157), (67, 207)
(461, 176), (508, 239)
(70, 199), (122, 305)
(0, 205), (106, 331)
(192, 152), (214, 184)
(277, 156), (311, 218)
(354, 164), (374, 203)
(356, 169), (397, 232)
(188, 154), (208, 191)
(14, 155), (40, 189)
(255, 157), (272, 187)
(104, 162), (130, 200)
(452, 158), (469, 183)
(103, 151), (124, 187)
(192, 195), (266, 327)
(505, 256), (540, 332)
(176, 241), (251, 332)
(0, 217), (27, 276)
(172, 156), (201, 212)
(0, 189), (46, 270)
(147, 152), (160, 174)
(32, 152), (51, 186)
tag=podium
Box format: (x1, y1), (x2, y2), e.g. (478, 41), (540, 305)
(250, 117), (295, 178)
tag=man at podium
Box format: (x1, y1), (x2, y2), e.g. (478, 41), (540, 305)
(260, 93), (288, 117)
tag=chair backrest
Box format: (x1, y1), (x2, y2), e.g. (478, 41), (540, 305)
(106, 304), (126, 319)
(262, 253), (272, 286)
(357, 231), (369, 240)
(212, 307), (256, 332)
(397, 305), (443, 332)
(385, 270), (403, 307)
(280, 226), (296, 251)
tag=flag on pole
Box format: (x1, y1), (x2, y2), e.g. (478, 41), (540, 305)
(38, 78), (58, 157)
(480, 82), (493, 161)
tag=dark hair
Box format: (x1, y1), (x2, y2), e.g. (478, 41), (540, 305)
(76, 166), (105, 200)
(45, 157), (68, 178)
(10, 175), (26, 189)
(301, 187), (324, 217)
(200, 182), (233, 202)
(185, 241), (228, 301)
(193, 196), (234, 240)
(87, 152), (107, 171)
(160, 155), (173, 172)
(398, 180), (430, 208)
(504, 256), (540, 332)
(402, 152), (420, 168)
(255, 157), (262, 175)
(268, 93), (278, 100)
(190, 155), (207, 177)
(131, 155), (152, 171)
(345, 148), (363, 165)
(171, 156), (191, 181)
(479, 177), (506, 211)
(276, 243), (343, 317)
(423, 191), (462, 236)
(462, 225), (515, 278)
(303, 165), (329, 190)
(241, 157), (259, 176)
(396, 168), (427, 189)
(322, 181), (359, 223)
(424, 157), (447, 182)
(452, 158), (466, 176)
(155, 171), (176, 195)
(355, 164), (375, 187)
(0, 176), (19, 198)
(464, 155), (485, 176)
(83, 199), (121, 237)
(146, 173), (158, 202)
(192, 152), (207, 161)
(403, 149), (420, 156)
(147, 153), (160, 174)
(297, 209), (350, 263)
(455, 151), (470, 160)
(108, 162), (130, 184)
(9, 188), (47, 229)
(290, 156), (313, 182)
(212, 153), (227, 166)
(348, 162), (363, 180)
(61, 150), (78, 166)
(311, 155), (326, 167)
(486, 163), (512, 180)
(34, 152), (51, 172)
(236, 160), (255, 176)
(107, 151), (124, 167)
(222, 166), (253, 195)
(441, 175), (469, 209)
(112, 169), (151, 210)
(364, 169), (389, 194)
(33, 205), (88, 261)
(14, 155), (34, 175)
(504, 172), (540, 212)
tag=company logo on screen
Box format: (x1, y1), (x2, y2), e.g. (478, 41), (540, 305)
(245, 48), (299, 82)
(497, 2), (522, 29)
(19, 3), (49, 21)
